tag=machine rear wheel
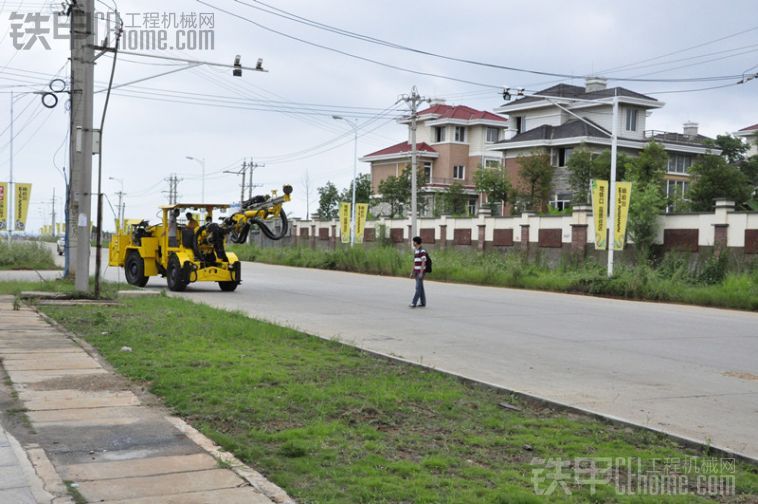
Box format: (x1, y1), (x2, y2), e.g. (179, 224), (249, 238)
(125, 252), (149, 287)
(167, 255), (187, 292)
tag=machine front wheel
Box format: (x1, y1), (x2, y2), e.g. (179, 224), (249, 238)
(218, 281), (238, 292)
(124, 252), (149, 287)
(166, 255), (187, 292)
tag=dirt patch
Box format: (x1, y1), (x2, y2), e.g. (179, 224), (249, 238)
(28, 373), (132, 392)
(722, 371), (758, 381)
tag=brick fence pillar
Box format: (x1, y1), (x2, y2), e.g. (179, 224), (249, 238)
(571, 224), (588, 256)
(520, 224), (530, 251)
(310, 224), (316, 249)
(439, 224), (447, 251)
(292, 224), (298, 246)
(478, 224), (486, 251)
(330, 224), (337, 249)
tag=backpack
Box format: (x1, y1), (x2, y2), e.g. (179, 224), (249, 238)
(425, 251), (432, 273)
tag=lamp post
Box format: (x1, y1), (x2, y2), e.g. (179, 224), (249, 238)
(108, 176), (124, 230)
(332, 115), (358, 246)
(185, 155), (206, 203)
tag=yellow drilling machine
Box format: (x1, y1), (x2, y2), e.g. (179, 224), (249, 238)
(109, 185), (292, 292)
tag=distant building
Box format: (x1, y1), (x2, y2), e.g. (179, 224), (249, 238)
(734, 123), (758, 157)
(361, 103), (508, 216)
(489, 78), (717, 210)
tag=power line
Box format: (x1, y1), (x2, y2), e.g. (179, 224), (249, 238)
(222, 0), (752, 83)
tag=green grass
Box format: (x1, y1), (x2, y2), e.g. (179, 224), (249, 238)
(0, 241), (58, 270)
(0, 277), (124, 299)
(38, 296), (758, 503)
(229, 245), (758, 311)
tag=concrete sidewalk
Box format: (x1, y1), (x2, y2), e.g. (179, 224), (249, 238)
(0, 295), (292, 504)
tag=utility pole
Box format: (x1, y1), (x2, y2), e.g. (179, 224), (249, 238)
(7, 90), (13, 242)
(50, 188), (56, 237)
(163, 174), (181, 204)
(247, 158), (264, 199)
(224, 159), (248, 204)
(398, 86), (430, 239)
(68, 0), (95, 292)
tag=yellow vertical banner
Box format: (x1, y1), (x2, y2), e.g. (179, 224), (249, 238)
(613, 182), (632, 251)
(14, 183), (31, 232)
(355, 203), (368, 244)
(339, 202), (351, 244)
(0, 182), (7, 230)
(591, 179), (608, 250)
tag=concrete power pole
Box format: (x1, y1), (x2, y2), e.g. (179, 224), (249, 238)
(247, 158), (264, 199)
(163, 174), (182, 204)
(399, 86), (430, 239)
(51, 188), (56, 237)
(68, 0), (95, 292)
(224, 159), (248, 205)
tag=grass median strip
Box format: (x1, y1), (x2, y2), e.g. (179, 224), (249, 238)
(39, 296), (758, 503)
(0, 241), (58, 270)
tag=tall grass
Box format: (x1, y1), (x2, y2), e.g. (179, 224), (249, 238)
(229, 244), (758, 311)
(0, 241), (58, 270)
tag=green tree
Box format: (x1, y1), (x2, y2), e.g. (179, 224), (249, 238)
(377, 175), (406, 218)
(376, 167), (426, 218)
(517, 151), (553, 212)
(624, 142), (668, 261)
(473, 163), (511, 215)
(340, 173), (372, 204)
(688, 154), (751, 210)
(591, 149), (631, 182)
(741, 155), (758, 202)
(626, 141), (667, 186)
(440, 182), (469, 216)
(710, 134), (750, 165)
(566, 144), (596, 204)
(316, 181), (339, 219)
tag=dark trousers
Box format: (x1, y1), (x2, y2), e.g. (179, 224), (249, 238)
(412, 276), (426, 306)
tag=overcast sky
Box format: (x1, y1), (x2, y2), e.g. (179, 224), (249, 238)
(1, 0), (757, 233)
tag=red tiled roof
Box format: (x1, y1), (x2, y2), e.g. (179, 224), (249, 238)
(417, 104), (507, 123)
(363, 141), (436, 158)
(738, 123), (758, 132)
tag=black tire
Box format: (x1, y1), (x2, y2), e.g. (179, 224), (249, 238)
(166, 255), (187, 292)
(125, 252), (149, 287)
(218, 262), (240, 292)
(218, 281), (238, 292)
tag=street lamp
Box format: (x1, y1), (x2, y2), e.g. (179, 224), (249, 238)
(185, 155), (206, 203)
(332, 115), (358, 246)
(108, 176), (124, 230)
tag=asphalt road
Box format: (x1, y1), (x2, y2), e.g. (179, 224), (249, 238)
(8, 245), (758, 460)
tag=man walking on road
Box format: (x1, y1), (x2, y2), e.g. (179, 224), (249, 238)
(410, 236), (427, 308)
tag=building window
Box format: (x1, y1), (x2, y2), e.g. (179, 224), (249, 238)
(625, 109), (638, 131)
(515, 116), (525, 134)
(453, 165), (465, 180)
(551, 147), (573, 167)
(434, 126), (446, 143)
(485, 127), (499, 143)
(467, 197), (477, 216)
(665, 180), (689, 213)
(549, 193), (572, 212)
(667, 154), (693, 174)
(423, 161), (432, 183)
(454, 126), (466, 142)
(484, 159), (500, 169)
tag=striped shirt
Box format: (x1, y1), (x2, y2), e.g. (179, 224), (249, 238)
(413, 248), (427, 277)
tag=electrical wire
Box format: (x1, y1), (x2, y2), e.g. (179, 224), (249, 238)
(223, 0), (752, 83)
